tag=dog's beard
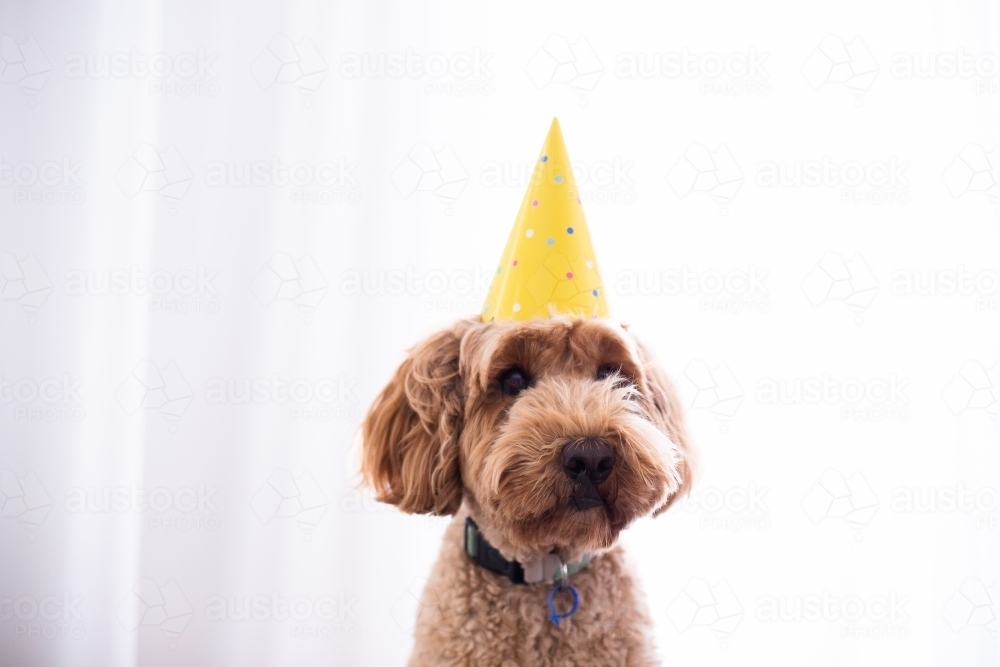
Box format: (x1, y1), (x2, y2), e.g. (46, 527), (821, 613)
(473, 385), (682, 561)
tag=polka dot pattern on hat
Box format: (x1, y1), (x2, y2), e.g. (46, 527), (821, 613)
(482, 118), (608, 322)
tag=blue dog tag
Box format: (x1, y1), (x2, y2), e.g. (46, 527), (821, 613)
(547, 583), (580, 626)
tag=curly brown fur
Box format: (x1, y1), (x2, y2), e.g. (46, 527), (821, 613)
(361, 316), (697, 666)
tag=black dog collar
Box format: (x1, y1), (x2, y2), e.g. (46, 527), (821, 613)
(464, 517), (590, 585)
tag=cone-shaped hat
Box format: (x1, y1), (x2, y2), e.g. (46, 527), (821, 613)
(482, 119), (608, 322)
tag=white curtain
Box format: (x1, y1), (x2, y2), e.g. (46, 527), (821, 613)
(1, 1), (997, 665)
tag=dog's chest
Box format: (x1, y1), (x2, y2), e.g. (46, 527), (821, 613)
(408, 543), (659, 667)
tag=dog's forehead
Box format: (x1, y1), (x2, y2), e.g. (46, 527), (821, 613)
(460, 318), (637, 385)
(567, 319), (637, 358)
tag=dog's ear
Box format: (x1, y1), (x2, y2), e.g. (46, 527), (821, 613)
(634, 338), (698, 513)
(360, 321), (470, 515)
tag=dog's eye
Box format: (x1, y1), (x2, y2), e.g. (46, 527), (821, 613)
(500, 367), (529, 396)
(596, 364), (621, 381)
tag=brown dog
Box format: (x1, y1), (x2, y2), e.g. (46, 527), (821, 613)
(361, 315), (696, 666)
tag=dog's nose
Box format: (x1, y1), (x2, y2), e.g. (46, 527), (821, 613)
(561, 438), (616, 486)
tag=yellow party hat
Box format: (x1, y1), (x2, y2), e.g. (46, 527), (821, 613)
(482, 119), (608, 322)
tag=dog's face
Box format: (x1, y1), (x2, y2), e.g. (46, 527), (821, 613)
(361, 317), (695, 562)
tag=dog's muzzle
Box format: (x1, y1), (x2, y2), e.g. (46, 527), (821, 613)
(560, 437), (615, 510)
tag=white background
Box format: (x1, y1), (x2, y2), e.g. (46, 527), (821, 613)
(1, 1), (998, 665)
